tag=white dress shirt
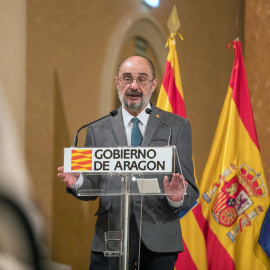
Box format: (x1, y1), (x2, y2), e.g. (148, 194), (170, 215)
(122, 103), (150, 146)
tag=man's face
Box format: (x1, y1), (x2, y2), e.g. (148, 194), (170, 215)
(115, 56), (158, 116)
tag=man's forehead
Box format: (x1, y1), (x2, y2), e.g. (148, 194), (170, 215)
(122, 72), (148, 77)
(119, 57), (151, 74)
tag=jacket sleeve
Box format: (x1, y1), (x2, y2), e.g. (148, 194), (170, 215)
(173, 118), (199, 212)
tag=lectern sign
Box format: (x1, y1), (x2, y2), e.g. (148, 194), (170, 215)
(64, 147), (174, 173)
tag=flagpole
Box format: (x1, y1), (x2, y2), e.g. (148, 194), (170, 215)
(157, 6), (208, 270)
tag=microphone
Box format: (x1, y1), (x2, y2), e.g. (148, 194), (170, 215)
(72, 110), (118, 147)
(145, 108), (172, 145)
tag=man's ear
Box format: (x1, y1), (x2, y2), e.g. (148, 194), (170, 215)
(151, 78), (158, 93)
(114, 76), (118, 87)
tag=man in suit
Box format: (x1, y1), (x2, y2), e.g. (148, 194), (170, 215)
(57, 56), (199, 270)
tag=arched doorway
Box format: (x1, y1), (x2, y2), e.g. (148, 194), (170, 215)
(99, 13), (168, 114)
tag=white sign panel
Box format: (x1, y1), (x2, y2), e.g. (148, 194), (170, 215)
(64, 147), (174, 174)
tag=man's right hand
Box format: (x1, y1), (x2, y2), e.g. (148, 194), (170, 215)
(57, 166), (80, 188)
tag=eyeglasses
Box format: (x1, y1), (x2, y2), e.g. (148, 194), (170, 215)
(118, 76), (154, 87)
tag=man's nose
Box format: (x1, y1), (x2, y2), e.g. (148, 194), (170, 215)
(130, 79), (139, 88)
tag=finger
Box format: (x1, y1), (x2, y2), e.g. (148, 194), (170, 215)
(178, 177), (186, 188)
(57, 172), (64, 178)
(57, 166), (64, 172)
(179, 174), (186, 182)
(173, 173), (181, 179)
(177, 181), (188, 193)
(177, 174), (186, 184)
(171, 174), (181, 186)
(163, 176), (170, 189)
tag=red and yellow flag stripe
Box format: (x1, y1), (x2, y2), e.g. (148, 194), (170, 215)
(71, 149), (92, 171)
(157, 33), (208, 270)
(157, 34), (186, 118)
(199, 40), (270, 269)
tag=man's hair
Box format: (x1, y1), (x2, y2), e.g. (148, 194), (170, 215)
(117, 56), (156, 79)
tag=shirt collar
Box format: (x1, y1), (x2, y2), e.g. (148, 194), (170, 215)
(122, 103), (151, 127)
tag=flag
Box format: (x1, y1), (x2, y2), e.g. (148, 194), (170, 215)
(258, 205), (270, 258)
(199, 40), (270, 269)
(71, 149), (92, 171)
(157, 33), (208, 270)
(157, 34), (186, 118)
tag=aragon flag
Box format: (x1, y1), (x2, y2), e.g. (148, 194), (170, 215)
(156, 33), (207, 270)
(199, 40), (270, 269)
(156, 33), (186, 117)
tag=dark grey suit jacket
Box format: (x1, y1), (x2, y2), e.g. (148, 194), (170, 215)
(68, 104), (199, 253)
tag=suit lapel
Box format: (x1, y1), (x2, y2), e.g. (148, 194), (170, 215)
(111, 104), (164, 147)
(141, 104), (163, 147)
(111, 107), (127, 146)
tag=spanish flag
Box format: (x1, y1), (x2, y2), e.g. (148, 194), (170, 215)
(157, 33), (208, 270)
(200, 40), (270, 269)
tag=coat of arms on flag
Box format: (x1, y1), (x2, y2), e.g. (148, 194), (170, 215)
(203, 163), (267, 242)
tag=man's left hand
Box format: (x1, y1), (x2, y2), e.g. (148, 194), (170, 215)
(163, 173), (188, 202)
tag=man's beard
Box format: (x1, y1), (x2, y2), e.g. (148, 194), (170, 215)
(118, 89), (152, 112)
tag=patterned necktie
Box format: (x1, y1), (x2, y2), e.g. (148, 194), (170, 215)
(131, 118), (143, 146)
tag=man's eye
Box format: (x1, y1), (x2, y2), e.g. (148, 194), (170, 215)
(138, 77), (147, 83)
(123, 77), (132, 82)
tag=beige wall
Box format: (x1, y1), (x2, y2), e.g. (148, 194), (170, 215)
(0, 0), (262, 269)
(245, 0), (270, 189)
(0, 0), (26, 145)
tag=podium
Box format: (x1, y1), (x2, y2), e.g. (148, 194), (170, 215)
(64, 146), (186, 270)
